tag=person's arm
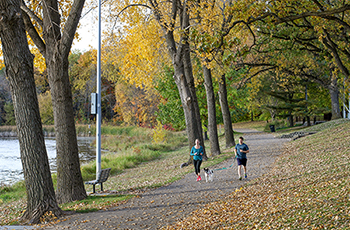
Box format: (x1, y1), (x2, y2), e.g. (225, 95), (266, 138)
(234, 145), (237, 157)
(241, 145), (249, 153)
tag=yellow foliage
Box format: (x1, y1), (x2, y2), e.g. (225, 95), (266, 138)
(31, 48), (46, 73)
(152, 120), (167, 144)
(0, 49), (4, 69)
(109, 20), (168, 88)
(114, 81), (160, 127)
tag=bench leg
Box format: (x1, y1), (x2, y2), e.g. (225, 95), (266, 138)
(100, 183), (103, 192)
(93, 184), (96, 194)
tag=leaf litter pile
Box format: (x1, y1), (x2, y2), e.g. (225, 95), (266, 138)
(165, 122), (350, 229)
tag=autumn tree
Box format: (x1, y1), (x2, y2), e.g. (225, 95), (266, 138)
(106, 0), (206, 158)
(235, 0), (350, 119)
(266, 0), (350, 81)
(193, 0), (349, 123)
(21, 0), (87, 203)
(114, 81), (160, 127)
(238, 12), (343, 120)
(69, 49), (117, 123)
(0, 0), (62, 223)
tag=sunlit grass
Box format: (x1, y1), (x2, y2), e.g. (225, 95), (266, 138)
(60, 194), (134, 213)
(232, 120), (267, 131)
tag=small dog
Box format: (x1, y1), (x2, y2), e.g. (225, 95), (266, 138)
(203, 168), (214, 182)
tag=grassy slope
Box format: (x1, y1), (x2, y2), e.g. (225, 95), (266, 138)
(165, 119), (350, 229)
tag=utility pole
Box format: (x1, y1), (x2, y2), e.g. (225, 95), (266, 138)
(96, 0), (102, 177)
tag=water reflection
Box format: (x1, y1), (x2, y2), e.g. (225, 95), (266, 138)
(0, 137), (96, 185)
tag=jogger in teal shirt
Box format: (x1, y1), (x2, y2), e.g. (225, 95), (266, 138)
(234, 136), (249, 180)
(190, 139), (204, 181)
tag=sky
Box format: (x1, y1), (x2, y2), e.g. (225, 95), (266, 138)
(71, 11), (99, 52)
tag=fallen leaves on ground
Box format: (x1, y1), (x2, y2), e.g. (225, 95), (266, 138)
(0, 199), (25, 225)
(164, 122), (350, 229)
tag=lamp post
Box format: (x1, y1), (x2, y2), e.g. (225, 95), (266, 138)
(96, 0), (102, 178)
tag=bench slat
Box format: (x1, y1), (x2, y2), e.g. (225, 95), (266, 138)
(85, 168), (111, 193)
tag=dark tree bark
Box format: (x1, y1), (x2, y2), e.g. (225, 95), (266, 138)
(306, 70), (342, 120)
(218, 74), (235, 148)
(181, 7), (205, 151)
(21, 0), (87, 203)
(329, 74), (342, 119)
(0, 0), (62, 223)
(202, 65), (221, 156)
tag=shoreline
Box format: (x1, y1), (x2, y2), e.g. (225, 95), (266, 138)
(0, 131), (92, 138)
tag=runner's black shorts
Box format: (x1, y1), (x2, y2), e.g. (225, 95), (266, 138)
(237, 158), (247, 166)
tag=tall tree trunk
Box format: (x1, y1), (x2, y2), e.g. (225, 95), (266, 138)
(181, 4), (209, 161)
(41, 0), (87, 203)
(181, 9), (204, 150)
(183, 45), (205, 150)
(45, 50), (87, 203)
(203, 65), (221, 156)
(218, 74), (235, 148)
(169, 33), (207, 160)
(289, 114), (294, 127)
(329, 74), (342, 119)
(151, 0), (207, 160)
(0, 0), (62, 223)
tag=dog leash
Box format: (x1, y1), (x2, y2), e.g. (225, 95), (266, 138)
(212, 155), (238, 171)
(213, 163), (234, 171)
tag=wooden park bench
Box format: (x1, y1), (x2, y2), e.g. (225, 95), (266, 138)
(85, 168), (111, 193)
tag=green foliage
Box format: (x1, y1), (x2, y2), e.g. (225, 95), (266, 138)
(38, 91), (54, 125)
(155, 66), (186, 131)
(0, 72), (11, 126)
(4, 102), (15, 125)
(225, 69), (251, 122)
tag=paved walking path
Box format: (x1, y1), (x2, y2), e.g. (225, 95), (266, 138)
(41, 130), (288, 229)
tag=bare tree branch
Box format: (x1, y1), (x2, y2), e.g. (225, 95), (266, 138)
(20, 0), (43, 28)
(61, 0), (86, 57)
(21, 8), (46, 57)
(111, 4), (151, 32)
(274, 4), (350, 25)
(237, 66), (277, 89)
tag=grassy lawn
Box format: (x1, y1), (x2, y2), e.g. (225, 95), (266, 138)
(232, 120), (267, 131)
(165, 119), (350, 229)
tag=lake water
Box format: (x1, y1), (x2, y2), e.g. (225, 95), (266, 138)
(0, 137), (96, 185)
